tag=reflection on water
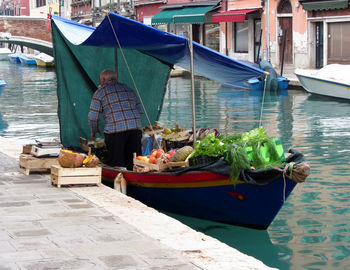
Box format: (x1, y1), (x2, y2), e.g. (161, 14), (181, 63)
(0, 61), (58, 144)
(1, 62), (349, 270)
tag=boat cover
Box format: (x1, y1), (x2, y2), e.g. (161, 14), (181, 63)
(172, 149), (306, 185)
(51, 13), (264, 147)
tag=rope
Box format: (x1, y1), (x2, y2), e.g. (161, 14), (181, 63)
(104, 11), (162, 149)
(282, 162), (294, 202)
(259, 72), (269, 127)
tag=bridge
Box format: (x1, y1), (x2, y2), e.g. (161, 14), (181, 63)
(0, 16), (53, 56)
(0, 35), (53, 56)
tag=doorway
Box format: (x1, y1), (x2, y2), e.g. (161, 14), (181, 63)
(277, 0), (293, 64)
(315, 22), (324, 68)
(278, 17), (293, 64)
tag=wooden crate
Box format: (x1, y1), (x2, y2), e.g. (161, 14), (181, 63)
(22, 145), (33, 154)
(50, 165), (101, 188)
(19, 154), (58, 175)
(133, 153), (188, 172)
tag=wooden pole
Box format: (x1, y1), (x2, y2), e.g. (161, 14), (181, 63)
(280, 29), (287, 76)
(188, 24), (196, 143)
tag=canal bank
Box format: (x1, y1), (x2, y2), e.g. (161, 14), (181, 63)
(0, 136), (275, 270)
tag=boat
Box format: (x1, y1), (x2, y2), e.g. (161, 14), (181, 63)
(295, 64), (350, 100)
(0, 48), (12, 61)
(240, 76), (289, 91)
(33, 53), (54, 67)
(51, 13), (308, 229)
(0, 80), (7, 96)
(18, 54), (37, 65)
(8, 53), (21, 63)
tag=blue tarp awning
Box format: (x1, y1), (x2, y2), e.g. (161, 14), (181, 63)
(52, 13), (264, 86)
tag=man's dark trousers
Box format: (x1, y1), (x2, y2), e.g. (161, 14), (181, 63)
(104, 129), (142, 170)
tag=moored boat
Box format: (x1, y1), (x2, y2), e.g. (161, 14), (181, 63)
(0, 48), (12, 61)
(295, 64), (350, 100)
(8, 53), (21, 63)
(18, 54), (37, 65)
(102, 158), (302, 229)
(33, 53), (54, 67)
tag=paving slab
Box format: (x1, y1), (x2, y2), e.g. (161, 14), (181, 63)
(0, 136), (276, 270)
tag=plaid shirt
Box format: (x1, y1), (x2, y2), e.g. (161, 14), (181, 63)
(89, 79), (143, 134)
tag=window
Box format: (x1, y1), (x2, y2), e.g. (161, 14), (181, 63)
(36, 0), (46, 8)
(328, 22), (350, 64)
(234, 21), (248, 53)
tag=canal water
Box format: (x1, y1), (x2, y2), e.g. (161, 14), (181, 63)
(0, 61), (349, 270)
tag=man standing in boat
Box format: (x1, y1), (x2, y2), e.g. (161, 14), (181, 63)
(88, 69), (143, 170)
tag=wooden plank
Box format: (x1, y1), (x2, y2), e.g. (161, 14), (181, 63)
(50, 165), (101, 177)
(167, 161), (189, 169)
(51, 174), (101, 187)
(19, 166), (50, 175)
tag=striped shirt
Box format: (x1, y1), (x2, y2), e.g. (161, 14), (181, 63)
(89, 79), (142, 134)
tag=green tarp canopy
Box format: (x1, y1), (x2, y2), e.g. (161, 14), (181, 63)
(52, 20), (171, 148)
(152, 5), (215, 24)
(300, 0), (348, 10)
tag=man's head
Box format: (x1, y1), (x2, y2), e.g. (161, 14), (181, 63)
(100, 69), (117, 84)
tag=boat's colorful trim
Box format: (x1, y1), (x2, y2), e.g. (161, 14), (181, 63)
(102, 167), (296, 229)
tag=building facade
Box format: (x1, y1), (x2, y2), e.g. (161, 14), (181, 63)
(300, 0), (350, 68)
(0, 0), (30, 16)
(213, 0), (350, 70)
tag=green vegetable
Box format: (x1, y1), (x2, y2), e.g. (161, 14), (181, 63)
(192, 132), (226, 158)
(190, 127), (285, 183)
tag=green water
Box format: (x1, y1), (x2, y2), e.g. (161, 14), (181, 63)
(0, 61), (349, 270)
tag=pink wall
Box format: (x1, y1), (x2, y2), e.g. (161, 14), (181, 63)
(136, 3), (164, 22)
(20, 0), (30, 16)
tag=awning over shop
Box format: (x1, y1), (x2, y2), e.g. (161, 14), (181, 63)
(299, 0), (348, 11)
(212, 8), (260, 23)
(151, 5), (216, 24)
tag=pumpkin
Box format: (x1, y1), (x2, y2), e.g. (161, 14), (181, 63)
(83, 155), (100, 168)
(58, 150), (85, 168)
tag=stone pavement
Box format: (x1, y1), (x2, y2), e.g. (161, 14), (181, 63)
(0, 137), (275, 270)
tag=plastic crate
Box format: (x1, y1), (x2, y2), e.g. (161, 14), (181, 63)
(165, 140), (192, 151)
(189, 155), (219, 166)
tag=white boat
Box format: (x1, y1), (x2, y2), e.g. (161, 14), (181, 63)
(33, 53), (54, 67)
(0, 48), (12, 61)
(294, 64), (350, 100)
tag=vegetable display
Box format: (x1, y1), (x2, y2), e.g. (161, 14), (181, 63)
(189, 127), (285, 181)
